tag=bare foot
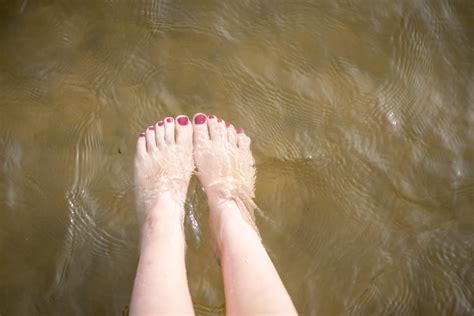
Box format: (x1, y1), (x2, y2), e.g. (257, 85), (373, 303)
(131, 116), (195, 315)
(192, 113), (258, 240)
(134, 115), (194, 226)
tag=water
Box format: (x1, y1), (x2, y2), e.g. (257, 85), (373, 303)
(1, 0), (473, 314)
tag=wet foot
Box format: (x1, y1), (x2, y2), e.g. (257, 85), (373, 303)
(192, 113), (258, 236)
(134, 115), (194, 226)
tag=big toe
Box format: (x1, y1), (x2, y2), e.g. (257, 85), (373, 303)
(176, 115), (193, 147)
(193, 113), (210, 147)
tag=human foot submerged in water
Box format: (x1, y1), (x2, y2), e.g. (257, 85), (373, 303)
(131, 115), (195, 315)
(134, 115), (194, 225)
(191, 113), (259, 235)
(132, 113), (296, 315)
(134, 113), (258, 232)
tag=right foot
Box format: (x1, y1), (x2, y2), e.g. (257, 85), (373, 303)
(192, 113), (258, 234)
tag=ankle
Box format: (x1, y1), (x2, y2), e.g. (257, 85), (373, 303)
(139, 192), (185, 229)
(140, 205), (185, 246)
(207, 191), (236, 209)
(208, 197), (260, 246)
(207, 194), (242, 222)
(209, 202), (261, 256)
(145, 202), (184, 222)
(147, 190), (186, 212)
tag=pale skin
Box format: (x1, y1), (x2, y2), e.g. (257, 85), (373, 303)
(130, 113), (297, 315)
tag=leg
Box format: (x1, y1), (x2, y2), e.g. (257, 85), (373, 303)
(192, 113), (297, 315)
(130, 195), (193, 315)
(130, 116), (195, 315)
(210, 199), (297, 315)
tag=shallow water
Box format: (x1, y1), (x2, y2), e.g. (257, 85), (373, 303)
(1, 0), (474, 314)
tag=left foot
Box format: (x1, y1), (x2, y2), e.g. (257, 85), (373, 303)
(191, 113), (258, 242)
(134, 115), (194, 226)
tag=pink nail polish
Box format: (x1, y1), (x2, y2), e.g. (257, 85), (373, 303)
(208, 115), (215, 119)
(139, 132), (146, 137)
(194, 114), (207, 124)
(226, 122), (231, 128)
(148, 126), (155, 130)
(166, 117), (173, 123)
(236, 128), (244, 134)
(158, 121), (164, 127)
(177, 117), (189, 126)
(217, 118), (223, 123)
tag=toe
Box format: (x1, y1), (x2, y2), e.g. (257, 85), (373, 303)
(155, 120), (165, 148)
(216, 117), (227, 141)
(176, 115), (192, 146)
(236, 128), (251, 150)
(136, 132), (147, 157)
(192, 113), (210, 147)
(227, 123), (237, 147)
(208, 115), (223, 142)
(164, 117), (175, 144)
(145, 126), (157, 152)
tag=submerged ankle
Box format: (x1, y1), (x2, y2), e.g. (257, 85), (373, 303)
(137, 192), (186, 228)
(208, 196), (260, 237)
(209, 202), (262, 256)
(207, 192), (238, 209)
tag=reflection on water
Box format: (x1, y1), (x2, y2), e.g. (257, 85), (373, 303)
(1, 0), (473, 314)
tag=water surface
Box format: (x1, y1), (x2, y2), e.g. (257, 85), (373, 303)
(1, 0), (474, 315)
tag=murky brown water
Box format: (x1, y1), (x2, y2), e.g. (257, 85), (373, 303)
(1, 0), (474, 315)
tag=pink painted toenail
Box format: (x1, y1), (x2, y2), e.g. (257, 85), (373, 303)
(148, 126), (155, 130)
(177, 117), (189, 125)
(166, 117), (173, 123)
(194, 114), (207, 124)
(208, 115), (215, 119)
(237, 128), (244, 134)
(226, 122), (231, 128)
(139, 132), (146, 137)
(158, 121), (164, 126)
(217, 118), (223, 123)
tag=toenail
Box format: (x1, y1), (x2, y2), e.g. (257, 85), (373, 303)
(166, 117), (173, 123)
(217, 118), (223, 123)
(139, 132), (146, 137)
(237, 128), (244, 134)
(194, 114), (207, 124)
(158, 121), (164, 127)
(148, 126), (155, 130)
(226, 122), (231, 128)
(208, 115), (215, 119)
(177, 117), (189, 126)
